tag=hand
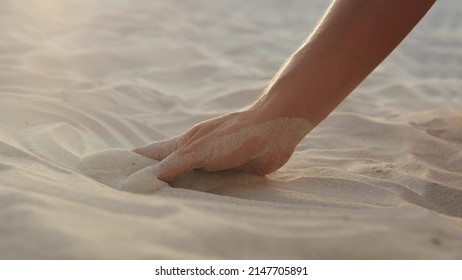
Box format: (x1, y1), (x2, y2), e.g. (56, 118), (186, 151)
(133, 107), (312, 182)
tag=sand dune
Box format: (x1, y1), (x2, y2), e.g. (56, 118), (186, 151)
(0, 0), (461, 259)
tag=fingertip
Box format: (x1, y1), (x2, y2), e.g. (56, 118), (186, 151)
(154, 153), (197, 182)
(132, 140), (170, 160)
(154, 165), (177, 183)
(132, 146), (145, 154)
(156, 171), (174, 183)
(150, 162), (168, 182)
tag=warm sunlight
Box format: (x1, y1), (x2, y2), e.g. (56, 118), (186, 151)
(1, 0), (461, 270)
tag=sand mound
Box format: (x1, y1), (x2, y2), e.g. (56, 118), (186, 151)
(0, 0), (461, 259)
(78, 149), (168, 193)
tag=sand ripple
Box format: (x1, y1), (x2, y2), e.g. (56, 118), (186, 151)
(0, 0), (461, 259)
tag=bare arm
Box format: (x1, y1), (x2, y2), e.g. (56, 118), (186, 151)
(256, 0), (436, 125)
(134, 0), (436, 182)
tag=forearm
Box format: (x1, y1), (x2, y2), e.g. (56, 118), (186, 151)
(256, 0), (435, 126)
(134, 0), (436, 181)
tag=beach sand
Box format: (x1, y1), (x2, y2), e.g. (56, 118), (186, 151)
(0, 0), (461, 259)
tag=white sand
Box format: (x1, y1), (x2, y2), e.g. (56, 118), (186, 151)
(1, 0), (462, 259)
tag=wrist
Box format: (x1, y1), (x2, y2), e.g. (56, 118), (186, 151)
(254, 58), (353, 127)
(251, 85), (325, 127)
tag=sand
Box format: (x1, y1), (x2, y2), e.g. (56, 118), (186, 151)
(1, 0), (462, 259)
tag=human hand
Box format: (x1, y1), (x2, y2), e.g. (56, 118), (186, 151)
(132, 108), (313, 182)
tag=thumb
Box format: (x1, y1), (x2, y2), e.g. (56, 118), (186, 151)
(132, 135), (184, 160)
(153, 152), (201, 182)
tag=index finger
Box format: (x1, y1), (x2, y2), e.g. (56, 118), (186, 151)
(132, 134), (184, 161)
